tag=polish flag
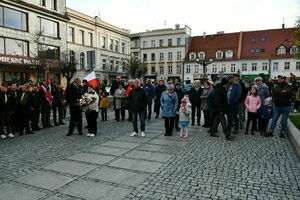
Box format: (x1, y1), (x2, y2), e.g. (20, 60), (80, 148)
(84, 71), (99, 88)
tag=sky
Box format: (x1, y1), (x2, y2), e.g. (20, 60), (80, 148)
(67, 0), (300, 36)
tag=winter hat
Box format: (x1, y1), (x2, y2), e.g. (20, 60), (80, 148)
(254, 77), (263, 82)
(181, 97), (187, 104)
(265, 97), (272, 103)
(175, 82), (181, 87)
(166, 84), (174, 90)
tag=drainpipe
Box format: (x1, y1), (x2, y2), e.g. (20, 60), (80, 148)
(269, 58), (272, 79)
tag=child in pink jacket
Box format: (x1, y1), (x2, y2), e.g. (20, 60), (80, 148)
(245, 87), (261, 135)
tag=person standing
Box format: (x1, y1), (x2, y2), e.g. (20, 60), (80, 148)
(52, 81), (65, 126)
(129, 79), (148, 137)
(143, 79), (155, 121)
(99, 89), (109, 121)
(65, 78), (83, 136)
(40, 81), (52, 129)
(9, 83), (19, 135)
(267, 76), (293, 138)
(234, 74), (248, 129)
(245, 87), (261, 135)
(31, 84), (41, 131)
(200, 81), (214, 128)
(174, 83), (184, 131)
(160, 84), (178, 136)
(114, 84), (126, 121)
(126, 80), (134, 121)
(259, 98), (273, 136)
(84, 85), (99, 137)
(178, 96), (191, 138)
(227, 75), (242, 134)
(18, 84), (34, 135)
(154, 80), (167, 118)
(0, 85), (14, 139)
(110, 76), (123, 120)
(189, 80), (203, 126)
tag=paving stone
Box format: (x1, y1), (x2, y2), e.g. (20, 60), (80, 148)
(61, 180), (131, 200)
(124, 150), (173, 162)
(115, 136), (152, 143)
(147, 138), (188, 147)
(108, 158), (163, 173)
(87, 145), (130, 156)
(0, 183), (46, 200)
(137, 144), (182, 154)
(101, 141), (141, 149)
(16, 171), (75, 190)
(88, 166), (149, 186)
(43, 160), (97, 176)
(67, 153), (115, 165)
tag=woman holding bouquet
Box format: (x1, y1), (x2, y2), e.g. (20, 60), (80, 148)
(114, 84), (126, 121)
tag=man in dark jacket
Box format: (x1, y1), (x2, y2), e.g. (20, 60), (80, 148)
(189, 80), (203, 126)
(154, 80), (166, 118)
(210, 78), (235, 140)
(174, 83), (184, 131)
(129, 79), (148, 137)
(268, 76), (293, 138)
(0, 85), (14, 139)
(234, 74), (248, 129)
(10, 83), (19, 134)
(31, 84), (41, 131)
(40, 81), (52, 128)
(18, 84), (34, 135)
(143, 79), (155, 121)
(52, 81), (65, 126)
(227, 75), (241, 134)
(110, 76), (124, 120)
(65, 78), (83, 136)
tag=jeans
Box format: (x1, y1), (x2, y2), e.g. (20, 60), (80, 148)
(101, 108), (107, 121)
(164, 117), (175, 135)
(116, 109), (125, 121)
(0, 111), (12, 135)
(269, 106), (291, 134)
(227, 103), (239, 131)
(238, 104), (245, 128)
(191, 103), (201, 125)
(203, 110), (210, 126)
(53, 103), (64, 124)
(145, 100), (153, 119)
(132, 111), (145, 133)
(86, 111), (98, 134)
(211, 112), (229, 136)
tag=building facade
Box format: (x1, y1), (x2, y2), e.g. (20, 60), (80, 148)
(132, 25), (192, 82)
(0, 0), (69, 86)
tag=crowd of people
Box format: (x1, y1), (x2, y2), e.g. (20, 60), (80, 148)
(0, 74), (298, 141)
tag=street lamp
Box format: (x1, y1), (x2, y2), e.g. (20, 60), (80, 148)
(195, 56), (213, 78)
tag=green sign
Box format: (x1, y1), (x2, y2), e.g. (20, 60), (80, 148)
(241, 74), (270, 80)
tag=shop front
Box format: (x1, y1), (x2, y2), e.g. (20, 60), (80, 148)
(241, 74), (270, 80)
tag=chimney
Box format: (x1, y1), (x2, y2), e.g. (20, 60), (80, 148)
(282, 23), (285, 29)
(203, 32), (206, 38)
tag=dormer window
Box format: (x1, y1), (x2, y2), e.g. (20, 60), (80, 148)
(198, 52), (205, 59)
(277, 45), (286, 55)
(190, 52), (196, 60)
(290, 45), (299, 54)
(225, 50), (233, 59)
(216, 51), (223, 59)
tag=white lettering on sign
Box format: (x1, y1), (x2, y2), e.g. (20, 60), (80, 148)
(0, 55), (40, 65)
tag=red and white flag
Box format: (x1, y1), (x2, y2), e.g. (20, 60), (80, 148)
(40, 70), (52, 104)
(84, 71), (99, 88)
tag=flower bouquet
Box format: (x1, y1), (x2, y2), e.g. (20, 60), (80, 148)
(79, 93), (93, 111)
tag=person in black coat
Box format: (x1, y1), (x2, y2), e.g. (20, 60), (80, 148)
(40, 81), (52, 129)
(189, 80), (203, 126)
(174, 83), (184, 131)
(9, 83), (19, 134)
(31, 84), (41, 131)
(210, 78), (235, 140)
(110, 76), (124, 120)
(128, 79), (148, 137)
(0, 85), (14, 139)
(65, 78), (83, 136)
(154, 80), (167, 118)
(52, 81), (65, 126)
(234, 74), (248, 129)
(18, 84), (34, 135)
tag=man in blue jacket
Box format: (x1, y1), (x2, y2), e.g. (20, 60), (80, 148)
(143, 79), (155, 121)
(227, 75), (242, 134)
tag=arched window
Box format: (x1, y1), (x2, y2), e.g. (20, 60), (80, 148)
(225, 50), (233, 59)
(290, 45), (299, 54)
(80, 52), (85, 69)
(189, 52), (196, 60)
(69, 50), (75, 64)
(198, 52), (205, 59)
(216, 51), (223, 59)
(277, 45), (286, 55)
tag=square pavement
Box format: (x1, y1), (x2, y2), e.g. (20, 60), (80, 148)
(87, 145), (130, 156)
(137, 143), (182, 154)
(101, 141), (141, 149)
(67, 153), (115, 165)
(147, 138), (189, 147)
(0, 183), (46, 200)
(124, 150), (173, 162)
(108, 158), (163, 173)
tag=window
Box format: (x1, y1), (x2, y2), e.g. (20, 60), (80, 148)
(115, 41), (119, 52)
(159, 53), (164, 61)
(68, 27), (74, 42)
(222, 65), (226, 72)
(168, 66), (172, 74)
(231, 64), (236, 72)
(285, 62), (290, 70)
(251, 38), (256, 43)
(273, 62), (279, 71)
(262, 63), (268, 71)
(212, 65), (217, 73)
(177, 38), (181, 45)
(252, 63), (257, 71)
(122, 42), (125, 53)
(277, 45), (286, 55)
(38, 44), (60, 60)
(290, 45), (298, 54)
(109, 60), (114, 71)
(40, 18), (58, 38)
(40, 0), (46, 6)
(151, 66), (156, 74)
(115, 61), (119, 72)
(168, 52), (172, 60)
(0, 7), (2, 26)
(1, 37), (28, 56)
(177, 51), (181, 60)
(297, 62), (300, 70)
(151, 40), (155, 47)
(143, 41), (147, 48)
(168, 39), (172, 47)
(190, 53), (196, 60)
(186, 65), (191, 74)
(176, 65), (181, 74)
(110, 39), (113, 51)
(255, 49), (261, 53)
(216, 51), (223, 59)
(80, 52), (85, 69)
(2, 7), (27, 31)
(102, 37), (106, 49)
(261, 37), (267, 42)
(194, 65), (199, 73)
(242, 63), (247, 71)
(159, 66), (164, 74)
(198, 52), (205, 59)
(143, 54), (147, 61)
(102, 59), (107, 70)
(79, 30), (84, 45)
(159, 39), (164, 47)
(226, 50), (233, 59)
(151, 53), (155, 61)
(88, 33), (93, 47)
(250, 49), (255, 53)
(51, 0), (57, 10)
(134, 40), (139, 47)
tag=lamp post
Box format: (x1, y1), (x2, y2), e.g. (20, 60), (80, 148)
(195, 57), (213, 78)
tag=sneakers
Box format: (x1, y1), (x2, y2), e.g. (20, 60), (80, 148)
(8, 133), (15, 138)
(90, 134), (95, 137)
(0, 134), (7, 139)
(130, 132), (138, 137)
(183, 134), (189, 139)
(87, 133), (91, 137)
(141, 131), (145, 137)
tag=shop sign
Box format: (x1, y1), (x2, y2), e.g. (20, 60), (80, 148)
(0, 54), (39, 66)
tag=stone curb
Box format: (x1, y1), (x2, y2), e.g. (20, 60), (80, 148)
(287, 118), (300, 159)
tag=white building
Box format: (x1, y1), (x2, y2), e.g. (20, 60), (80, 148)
(132, 25), (192, 82)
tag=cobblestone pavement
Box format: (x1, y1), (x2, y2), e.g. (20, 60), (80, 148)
(0, 111), (299, 200)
